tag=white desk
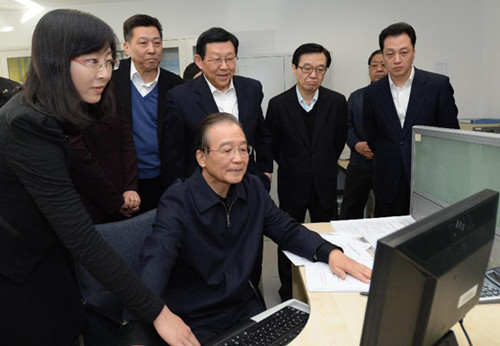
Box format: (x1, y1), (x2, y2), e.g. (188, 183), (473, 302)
(290, 222), (500, 345)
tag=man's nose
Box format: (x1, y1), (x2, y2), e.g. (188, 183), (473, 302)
(219, 59), (229, 69)
(146, 41), (155, 53)
(232, 149), (244, 161)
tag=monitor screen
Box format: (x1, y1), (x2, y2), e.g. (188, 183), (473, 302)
(361, 189), (498, 346)
(411, 125), (500, 267)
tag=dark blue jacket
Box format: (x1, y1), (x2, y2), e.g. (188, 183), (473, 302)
(346, 86), (373, 170)
(139, 169), (326, 330)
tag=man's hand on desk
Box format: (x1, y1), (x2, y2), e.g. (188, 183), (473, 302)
(328, 249), (372, 283)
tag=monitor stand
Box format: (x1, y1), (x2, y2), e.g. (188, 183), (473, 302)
(433, 330), (458, 346)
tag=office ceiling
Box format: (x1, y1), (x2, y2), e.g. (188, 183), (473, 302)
(0, 0), (128, 11)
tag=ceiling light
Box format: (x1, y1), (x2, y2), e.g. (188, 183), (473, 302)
(13, 0), (44, 24)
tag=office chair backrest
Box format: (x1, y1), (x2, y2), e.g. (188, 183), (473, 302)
(74, 209), (157, 346)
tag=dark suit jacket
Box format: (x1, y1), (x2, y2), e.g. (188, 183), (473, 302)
(363, 67), (459, 204)
(68, 116), (138, 224)
(112, 58), (183, 186)
(266, 86), (347, 210)
(164, 75), (273, 188)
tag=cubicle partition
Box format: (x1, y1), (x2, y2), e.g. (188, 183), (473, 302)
(411, 125), (500, 267)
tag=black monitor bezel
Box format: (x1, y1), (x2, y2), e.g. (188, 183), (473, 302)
(360, 189), (498, 346)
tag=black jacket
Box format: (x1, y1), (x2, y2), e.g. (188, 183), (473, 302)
(163, 75), (273, 189)
(0, 94), (163, 344)
(266, 86), (348, 210)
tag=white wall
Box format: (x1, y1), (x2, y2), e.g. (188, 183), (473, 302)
(0, 0), (497, 117)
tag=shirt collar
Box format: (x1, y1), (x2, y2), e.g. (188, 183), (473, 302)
(204, 74), (235, 94)
(388, 65), (415, 89)
(296, 85), (319, 111)
(189, 168), (247, 213)
(129, 59), (160, 87)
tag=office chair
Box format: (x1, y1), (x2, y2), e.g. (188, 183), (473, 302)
(74, 209), (157, 346)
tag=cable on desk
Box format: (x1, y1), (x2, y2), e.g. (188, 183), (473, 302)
(459, 319), (473, 346)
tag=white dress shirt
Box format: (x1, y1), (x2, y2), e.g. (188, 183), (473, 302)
(129, 62), (160, 97)
(388, 66), (415, 127)
(205, 75), (239, 119)
(296, 86), (319, 113)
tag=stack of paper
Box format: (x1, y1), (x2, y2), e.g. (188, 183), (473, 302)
(284, 216), (415, 292)
(330, 215), (415, 249)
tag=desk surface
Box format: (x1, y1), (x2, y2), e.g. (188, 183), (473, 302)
(291, 222), (500, 345)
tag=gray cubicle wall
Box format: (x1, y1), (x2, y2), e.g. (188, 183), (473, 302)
(411, 126), (500, 267)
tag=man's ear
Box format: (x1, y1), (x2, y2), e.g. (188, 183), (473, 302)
(196, 149), (207, 168)
(292, 64), (299, 79)
(194, 54), (204, 71)
(123, 41), (131, 57)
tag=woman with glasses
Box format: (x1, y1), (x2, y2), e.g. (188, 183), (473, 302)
(0, 9), (198, 346)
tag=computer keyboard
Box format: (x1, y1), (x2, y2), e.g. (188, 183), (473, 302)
(205, 299), (309, 346)
(479, 266), (500, 304)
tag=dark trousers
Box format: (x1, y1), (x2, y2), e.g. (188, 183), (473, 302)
(374, 171), (410, 217)
(340, 164), (373, 220)
(278, 187), (336, 302)
(138, 175), (164, 213)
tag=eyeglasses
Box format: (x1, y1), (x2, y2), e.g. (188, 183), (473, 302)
(72, 58), (120, 72)
(205, 145), (253, 158)
(204, 57), (238, 67)
(297, 65), (327, 75)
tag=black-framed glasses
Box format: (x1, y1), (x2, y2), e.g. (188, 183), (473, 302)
(297, 65), (327, 75)
(204, 57), (238, 67)
(72, 58), (120, 72)
(205, 145), (253, 158)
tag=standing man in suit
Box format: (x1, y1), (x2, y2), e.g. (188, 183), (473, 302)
(113, 14), (183, 212)
(363, 22), (459, 217)
(340, 50), (387, 220)
(266, 43), (348, 301)
(164, 27), (273, 191)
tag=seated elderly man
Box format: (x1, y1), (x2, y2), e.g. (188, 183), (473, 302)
(130, 112), (371, 344)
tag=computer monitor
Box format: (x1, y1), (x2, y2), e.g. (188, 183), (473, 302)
(360, 189), (499, 346)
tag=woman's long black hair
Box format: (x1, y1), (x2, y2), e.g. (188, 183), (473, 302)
(22, 9), (117, 133)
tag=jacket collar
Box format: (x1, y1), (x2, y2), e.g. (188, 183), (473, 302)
(188, 168), (248, 213)
(193, 76), (219, 116)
